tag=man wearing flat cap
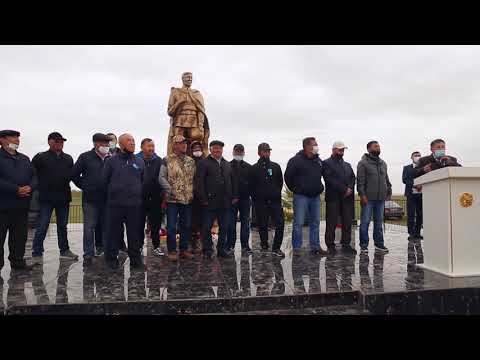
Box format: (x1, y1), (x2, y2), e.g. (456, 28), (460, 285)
(0, 130), (34, 270)
(196, 140), (239, 259)
(226, 144), (253, 255)
(32, 132), (78, 264)
(159, 135), (196, 262)
(71, 133), (112, 265)
(322, 141), (357, 255)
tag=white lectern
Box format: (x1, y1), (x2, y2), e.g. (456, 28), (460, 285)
(414, 167), (480, 277)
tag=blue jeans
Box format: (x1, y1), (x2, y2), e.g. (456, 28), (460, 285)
(226, 198), (251, 249)
(82, 202), (106, 258)
(292, 194), (320, 250)
(32, 202), (70, 257)
(166, 203), (192, 253)
(359, 200), (385, 248)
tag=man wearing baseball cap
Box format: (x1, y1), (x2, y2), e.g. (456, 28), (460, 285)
(159, 135), (196, 262)
(190, 140), (205, 253)
(31, 132), (78, 264)
(71, 133), (112, 265)
(0, 130), (34, 270)
(322, 141), (357, 255)
(226, 144), (253, 255)
(249, 142), (285, 257)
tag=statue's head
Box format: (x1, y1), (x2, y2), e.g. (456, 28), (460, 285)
(182, 72), (193, 88)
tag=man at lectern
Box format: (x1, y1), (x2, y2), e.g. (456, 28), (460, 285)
(413, 139), (461, 178)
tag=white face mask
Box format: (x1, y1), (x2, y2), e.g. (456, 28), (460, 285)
(109, 141), (116, 150)
(8, 143), (19, 151)
(413, 156), (421, 164)
(312, 146), (319, 155)
(233, 155), (244, 161)
(98, 146), (110, 155)
(192, 151), (203, 158)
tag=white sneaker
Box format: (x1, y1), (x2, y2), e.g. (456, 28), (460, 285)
(153, 247), (165, 257)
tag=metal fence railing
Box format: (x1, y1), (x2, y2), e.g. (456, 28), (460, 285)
(39, 199), (408, 225)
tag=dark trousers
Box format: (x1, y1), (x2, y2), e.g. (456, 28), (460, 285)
(139, 202), (163, 249)
(104, 206), (141, 264)
(166, 203), (192, 253)
(0, 209), (28, 266)
(82, 201), (106, 258)
(190, 199), (203, 249)
(95, 224), (103, 249)
(202, 208), (228, 254)
(255, 199), (284, 251)
(325, 198), (354, 248)
(32, 202), (70, 256)
(226, 198), (251, 250)
(407, 194), (423, 236)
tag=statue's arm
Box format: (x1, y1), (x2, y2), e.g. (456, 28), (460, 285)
(167, 89), (186, 117)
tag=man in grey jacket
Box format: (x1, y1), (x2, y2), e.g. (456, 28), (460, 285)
(357, 141), (392, 253)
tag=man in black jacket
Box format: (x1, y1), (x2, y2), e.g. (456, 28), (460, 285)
(32, 132), (78, 263)
(226, 144), (253, 254)
(103, 134), (145, 270)
(249, 143), (285, 258)
(413, 138), (461, 179)
(71, 133), (111, 265)
(0, 130), (34, 270)
(284, 137), (327, 255)
(136, 138), (164, 257)
(403, 151), (423, 240)
(196, 140), (239, 259)
(190, 140), (205, 253)
(323, 141), (357, 255)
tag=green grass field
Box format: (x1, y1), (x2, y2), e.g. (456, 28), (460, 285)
(60, 191), (407, 226)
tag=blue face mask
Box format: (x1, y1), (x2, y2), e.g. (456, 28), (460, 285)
(433, 149), (445, 159)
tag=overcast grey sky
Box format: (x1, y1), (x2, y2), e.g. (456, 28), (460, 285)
(1, 45), (477, 194)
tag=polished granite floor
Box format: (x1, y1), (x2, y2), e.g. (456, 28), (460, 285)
(2, 222), (480, 314)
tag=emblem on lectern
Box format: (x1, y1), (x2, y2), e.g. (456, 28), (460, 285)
(460, 193), (474, 207)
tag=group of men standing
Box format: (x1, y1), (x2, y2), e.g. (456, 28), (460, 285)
(0, 127), (463, 272)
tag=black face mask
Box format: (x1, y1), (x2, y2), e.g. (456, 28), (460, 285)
(334, 153), (344, 159)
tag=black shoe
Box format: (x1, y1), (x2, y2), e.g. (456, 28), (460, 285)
(311, 248), (328, 256)
(360, 246), (368, 253)
(261, 244), (269, 252)
(11, 261), (32, 271)
(241, 247), (253, 255)
(374, 245), (389, 253)
(327, 246), (337, 254)
(272, 249), (285, 258)
(203, 252), (214, 260)
(342, 245), (357, 255)
(83, 256), (94, 266)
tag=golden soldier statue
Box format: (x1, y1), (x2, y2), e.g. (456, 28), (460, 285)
(167, 72), (210, 156)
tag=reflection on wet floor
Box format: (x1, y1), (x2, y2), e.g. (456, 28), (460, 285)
(2, 222), (480, 310)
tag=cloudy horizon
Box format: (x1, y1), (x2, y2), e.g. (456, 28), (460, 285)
(2, 45), (478, 194)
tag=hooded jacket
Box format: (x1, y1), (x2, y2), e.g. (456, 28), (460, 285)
(356, 153), (392, 201)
